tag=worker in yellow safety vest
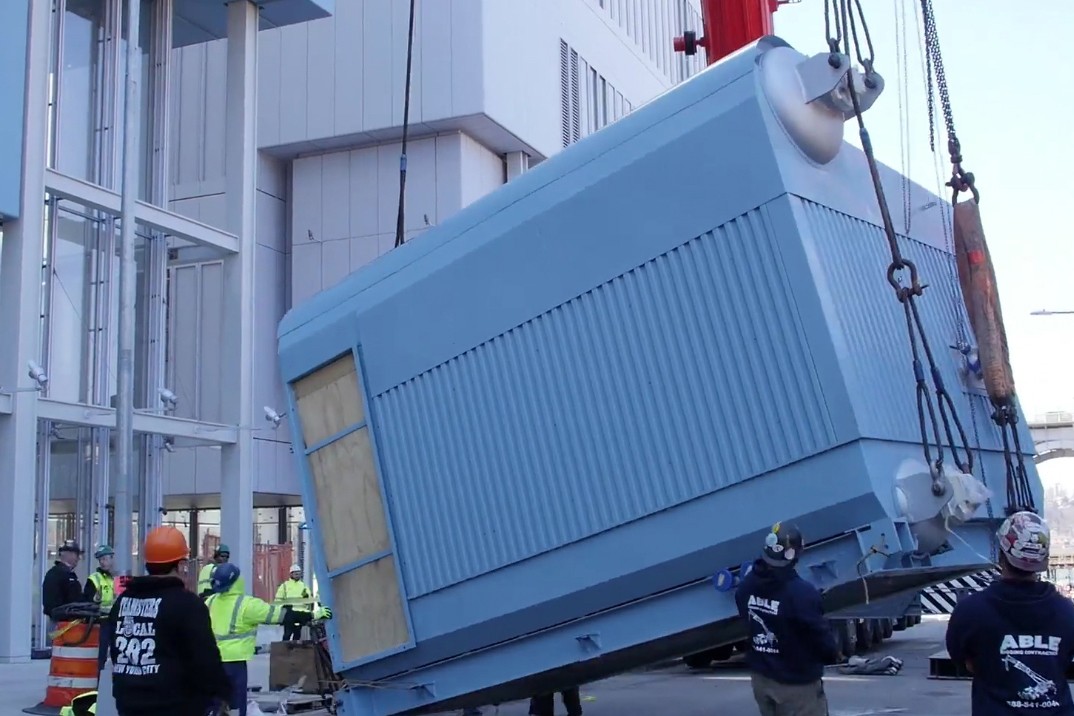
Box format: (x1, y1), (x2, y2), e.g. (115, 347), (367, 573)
(206, 563), (332, 716)
(58, 690), (96, 715)
(274, 564), (313, 641)
(198, 544), (231, 597)
(83, 545), (115, 670)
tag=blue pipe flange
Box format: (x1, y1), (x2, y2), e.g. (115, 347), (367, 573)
(713, 568), (735, 592)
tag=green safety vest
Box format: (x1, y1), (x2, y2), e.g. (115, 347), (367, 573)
(59, 690), (96, 716)
(88, 572), (115, 609)
(197, 563), (216, 593)
(274, 579), (312, 613)
(206, 593), (285, 662)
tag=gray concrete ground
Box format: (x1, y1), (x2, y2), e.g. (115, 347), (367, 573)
(0, 617), (992, 716)
(455, 616), (972, 716)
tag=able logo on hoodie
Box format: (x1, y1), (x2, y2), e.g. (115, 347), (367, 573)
(998, 635), (1061, 709)
(747, 595), (780, 654)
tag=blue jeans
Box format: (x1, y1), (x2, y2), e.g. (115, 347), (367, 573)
(97, 620), (112, 671)
(214, 661), (248, 716)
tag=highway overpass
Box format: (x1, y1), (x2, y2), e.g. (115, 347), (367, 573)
(1031, 412), (1074, 464)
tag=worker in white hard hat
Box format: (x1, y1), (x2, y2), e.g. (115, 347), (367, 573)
(274, 563), (313, 641)
(946, 510), (1074, 714)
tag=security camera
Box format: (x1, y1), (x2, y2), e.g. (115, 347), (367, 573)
(264, 406), (283, 428)
(162, 437), (175, 453)
(158, 388), (178, 408)
(27, 360), (47, 387)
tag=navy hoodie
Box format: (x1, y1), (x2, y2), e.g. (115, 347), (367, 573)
(947, 578), (1074, 715)
(734, 558), (839, 684)
(109, 575), (231, 716)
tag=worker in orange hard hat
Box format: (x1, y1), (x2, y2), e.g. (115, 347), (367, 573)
(107, 526), (231, 716)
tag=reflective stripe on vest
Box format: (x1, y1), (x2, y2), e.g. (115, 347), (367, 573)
(207, 595), (281, 662)
(276, 580), (311, 612)
(88, 572), (115, 609)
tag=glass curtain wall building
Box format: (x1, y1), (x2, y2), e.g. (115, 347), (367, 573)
(0, 0), (701, 662)
(0, 0), (330, 662)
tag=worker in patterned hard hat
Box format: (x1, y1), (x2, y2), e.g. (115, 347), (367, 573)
(946, 511), (1074, 715)
(108, 526), (230, 716)
(735, 522), (838, 716)
(83, 545), (116, 670)
(274, 564), (313, 641)
(198, 544), (231, 597)
(207, 562), (333, 716)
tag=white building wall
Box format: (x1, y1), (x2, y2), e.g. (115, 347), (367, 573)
(290, 133), (505, 303)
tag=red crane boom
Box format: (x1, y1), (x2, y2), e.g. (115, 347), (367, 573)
(673, 0), (783, 65)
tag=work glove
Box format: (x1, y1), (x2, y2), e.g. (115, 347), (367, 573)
(314, 606), (333, 620)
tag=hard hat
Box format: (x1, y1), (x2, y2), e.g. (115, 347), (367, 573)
(289, 564), (302, 574)
(210, 562), (241, 594)
(144, 526), (190, 564)
(94, 545), (114, 559)
(762, 522), (803, 568)
(997, 511), (1049, 573)
(215, 544), (231, 556)
(58, 540), (84, 555)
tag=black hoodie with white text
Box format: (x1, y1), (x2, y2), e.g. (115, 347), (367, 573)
(734, 558), (839, 684)
(108, 575), (231, 716)
(946, 578), (1074, 715)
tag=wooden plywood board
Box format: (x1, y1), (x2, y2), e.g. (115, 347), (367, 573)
(333, 556), (410, 663)
(293, 355), (365, 447)
(307, 427), (390, 570)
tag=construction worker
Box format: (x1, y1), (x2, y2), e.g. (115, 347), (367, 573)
(946, 511), (1074, 714)
(108, 526), (231, 716)
(84, 545), (116, 669)
(735, 522), (838, 716)
(274, 564), (312, 641)
(198, 543), (231, 597)
(207, 562), (333, 716)
(42, 540), (84, 627)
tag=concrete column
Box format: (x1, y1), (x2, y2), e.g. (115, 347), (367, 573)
(506, 151), (530, 182)
(220, 0), (259, 589)
(0, 0), (52, 663)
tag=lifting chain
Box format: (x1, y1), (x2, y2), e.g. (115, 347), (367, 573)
(825, 0), (974, 498)
(919, 0), (1035, 516)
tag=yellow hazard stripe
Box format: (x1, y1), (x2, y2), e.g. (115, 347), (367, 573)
(273, 596), (319, 607)
(48, 620), (83, 641)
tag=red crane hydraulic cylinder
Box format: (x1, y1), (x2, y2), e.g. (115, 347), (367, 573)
(673, 0), (780, 65)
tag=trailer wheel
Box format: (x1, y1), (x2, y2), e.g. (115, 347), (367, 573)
(893, 617), (908, 631)
(683, 653), (712, 669)
(840, 620), (857, 659)
(709, 644), (734, 662)
(870, 619), (884, 645)
(881, 618), (894, 639)
(855, 619), (872, 653)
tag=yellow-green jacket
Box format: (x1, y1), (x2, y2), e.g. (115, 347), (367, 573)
(85, 570), (115, 609)
(274, 578), (312, 613)
(197, 562), (216, 594)
(59, 691), (96, 715)
(205, 575), (286, 662)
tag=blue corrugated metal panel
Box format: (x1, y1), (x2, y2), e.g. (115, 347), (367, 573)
(798, 198), (1007, 451)
(374, 206), (839, 598)
(0, 0), (29, 220)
